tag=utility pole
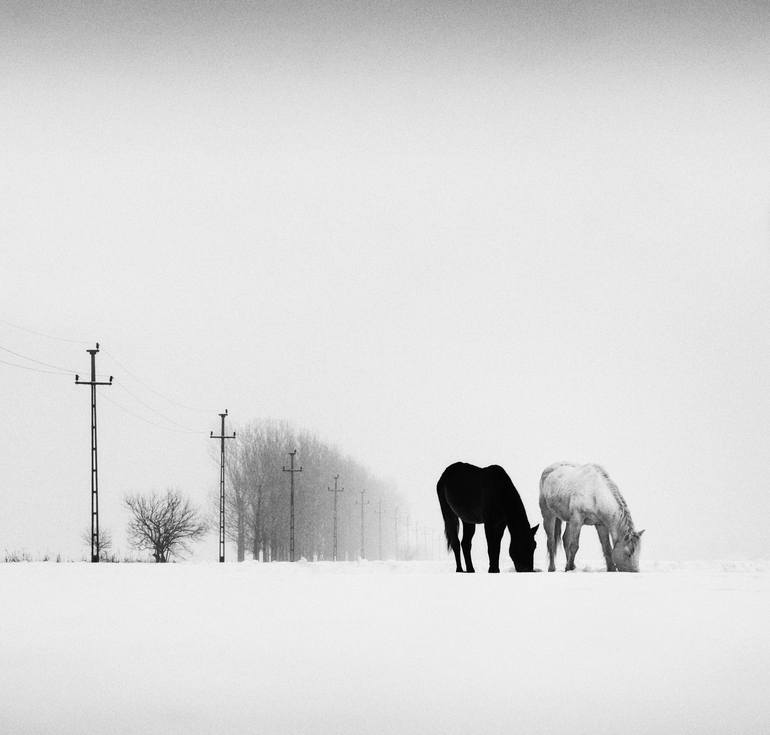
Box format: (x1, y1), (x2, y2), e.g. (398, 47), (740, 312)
(210, 410), (235, 563)
(394, 506), (399, 561)
(345, 500), (352, 560)
(327, 474), (343, 561)
(405, 514), (411, 559)
(376, 499), (383, 560)
(356, 489), (370, 559)
(75, 343), (113, 563)
(250, 484), (262, 562)
(282, 450), (302, 561)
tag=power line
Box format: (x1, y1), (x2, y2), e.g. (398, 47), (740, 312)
(101, 393), (207, 435)
(0, 318), (91, 345)
(101, 347), (215, 414)
(0, 343), (77, 373)
(113, 381), (204, 433)
(0, 333), (215, 422)
(0, 357), (70, 376)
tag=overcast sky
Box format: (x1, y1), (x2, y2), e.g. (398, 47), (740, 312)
(1, 1), (768, 562)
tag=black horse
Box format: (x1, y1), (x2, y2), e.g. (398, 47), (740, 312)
(437, 462), (538, 573)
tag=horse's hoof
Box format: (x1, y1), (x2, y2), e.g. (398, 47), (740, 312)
(488, 569), (500, 574)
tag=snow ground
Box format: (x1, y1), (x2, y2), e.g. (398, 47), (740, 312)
(1, 560), (768, 735)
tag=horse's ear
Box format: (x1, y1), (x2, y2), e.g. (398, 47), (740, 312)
(637, 529), (645, 537)
(531, 524), (539, 536)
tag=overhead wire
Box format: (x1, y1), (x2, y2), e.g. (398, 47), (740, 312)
(113, 380), (206, 434)
(0, 343), (77, 373)
(0, 357), (71, 376)
(100, 393), (208, 436)
(0, 318), (92, 345)
(0, 328), (221, 435)
(101, 347), (216, 414)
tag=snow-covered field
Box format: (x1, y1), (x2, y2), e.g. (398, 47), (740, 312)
(2, 560), (768, 735)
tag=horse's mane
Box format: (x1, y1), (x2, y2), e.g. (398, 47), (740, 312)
(593, 464), (636, 538)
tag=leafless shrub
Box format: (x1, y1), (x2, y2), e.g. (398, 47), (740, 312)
(4, 549), (33, 562)
(80, 527), (116, 561)
(125, 489), (208, 562)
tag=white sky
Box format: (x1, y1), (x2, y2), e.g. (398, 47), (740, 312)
(1, 2), (768, 561)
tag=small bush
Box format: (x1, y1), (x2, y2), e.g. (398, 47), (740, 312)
(4, 549), (33, 563)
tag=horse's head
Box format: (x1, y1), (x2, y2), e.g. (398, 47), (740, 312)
(612, 529), (645, 572)
(510, 525), (539, 572)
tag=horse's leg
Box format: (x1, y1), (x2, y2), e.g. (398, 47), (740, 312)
(563, 520), (582, 571)
(485, 522), (505, 573)
(542, 510), (557, 572)
(461, 522), (476, 573)
(596, 525), (616, 572)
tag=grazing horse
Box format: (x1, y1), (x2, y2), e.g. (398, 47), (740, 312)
(539, 462), (644, 572)
(437, 462), (538, 573)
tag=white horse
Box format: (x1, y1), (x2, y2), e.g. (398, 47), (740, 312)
(539, 462), (644, 572)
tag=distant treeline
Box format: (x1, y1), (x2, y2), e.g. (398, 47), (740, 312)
(221, 420), (406, 562)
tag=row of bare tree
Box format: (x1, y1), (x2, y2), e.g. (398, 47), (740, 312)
(219, 420), (406, 561)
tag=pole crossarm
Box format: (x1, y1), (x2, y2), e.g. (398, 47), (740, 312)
(75, 342), (112, 563)
(210, 409), (235, 563)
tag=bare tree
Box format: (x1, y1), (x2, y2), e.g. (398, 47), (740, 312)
(125, 489), (208, 562)
(216, 418), (406, 562)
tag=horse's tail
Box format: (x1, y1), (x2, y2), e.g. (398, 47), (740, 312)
(436, 471), (458, 551)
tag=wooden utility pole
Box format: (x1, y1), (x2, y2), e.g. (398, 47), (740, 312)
(210, 410), (235, 562)
(327, 474), (343, 561)
(356, 489), (370, 559)
(282, 450), (302, 561)
(75, 343), (112, 563)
